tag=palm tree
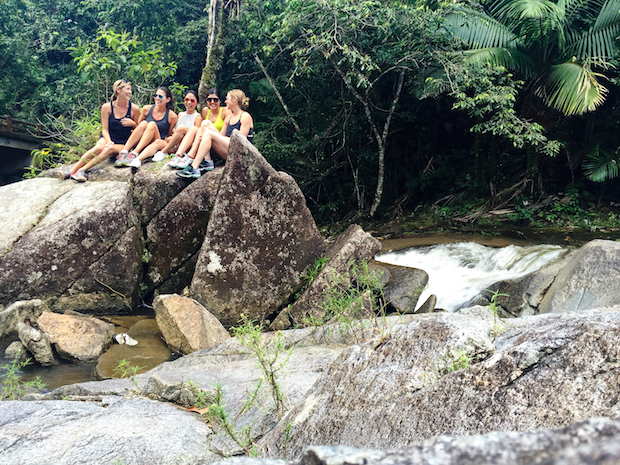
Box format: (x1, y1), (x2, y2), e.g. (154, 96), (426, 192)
(443, 0), (620, 116)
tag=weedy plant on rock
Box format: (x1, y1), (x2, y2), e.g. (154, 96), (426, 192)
(0, 353), (46, 400)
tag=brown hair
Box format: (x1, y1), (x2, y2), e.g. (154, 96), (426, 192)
(227, 89), (250, 110)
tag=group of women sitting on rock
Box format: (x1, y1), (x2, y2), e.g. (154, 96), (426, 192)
(61, 79), (253, 182)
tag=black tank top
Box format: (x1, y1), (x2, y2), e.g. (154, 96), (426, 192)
(146, 105), (171, 139)
(108, 101), (133, 144)
(226, 113), (253, 144)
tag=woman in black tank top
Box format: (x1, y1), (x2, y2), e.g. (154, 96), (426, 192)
(114, 86), (178, 167)
(178, 89), (254, 178)
(54, 79), (140, 182)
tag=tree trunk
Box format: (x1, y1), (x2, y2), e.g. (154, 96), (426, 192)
(199, 0), (225, 101)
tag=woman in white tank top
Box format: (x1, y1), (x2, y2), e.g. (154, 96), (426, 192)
(129, 90), (203, 168)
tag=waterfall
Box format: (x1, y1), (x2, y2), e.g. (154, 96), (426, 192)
(376, 243), (567, 312)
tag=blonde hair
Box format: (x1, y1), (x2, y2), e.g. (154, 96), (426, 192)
(227, 89), (250, 110)
(111, 79), (131, 101)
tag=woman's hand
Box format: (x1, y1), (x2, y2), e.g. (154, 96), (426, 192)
(120, 117), (135, 128)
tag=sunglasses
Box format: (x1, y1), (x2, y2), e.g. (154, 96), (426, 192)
(153, 94), (165, 100)
(184, 98), (197, 103)
(206, 97), (220, 103)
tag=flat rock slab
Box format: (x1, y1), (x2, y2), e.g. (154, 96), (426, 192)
(216, 417), (620, 465)
(0, 396), (217, 465)
(261, 307), (620, 458)
(0, 177), (76, 259)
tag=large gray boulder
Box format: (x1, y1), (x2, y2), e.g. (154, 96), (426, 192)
(17, 321), (54, 366)
(37, 311), (114, 362)
(539, 240), (620, 313)
(145, 168), (223, 292)
(217, 418), (620, 465)
(190, 132), (326, 327)
(0, 397), (217, 465)
(0, 177), (76, 259)
(0, 181), (142, 313)
(271, 224), (381, 330)
(0, 299), (51, 338)
(261, 307), (620, 458)
(153, 294), (231, 354)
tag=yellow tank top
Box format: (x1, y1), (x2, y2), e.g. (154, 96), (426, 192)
(207, 107), (225, 132)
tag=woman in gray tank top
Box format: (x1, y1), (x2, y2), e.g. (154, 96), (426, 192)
(114, 86), (178, 167)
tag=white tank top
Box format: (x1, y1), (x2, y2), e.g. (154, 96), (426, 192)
(175, 112), (199, 129)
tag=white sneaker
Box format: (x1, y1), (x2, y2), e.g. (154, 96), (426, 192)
(176, 155), (194, 169)
(152, 150), (167, 162)
(129, 157), (142, 168)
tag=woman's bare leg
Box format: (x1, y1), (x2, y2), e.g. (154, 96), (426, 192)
(161, 127), (187, 154)
(133, 122), (159, 154)
(80, 143), (124, 171)
(71, 138), (107, 175)
(136, 139), (167, 161)
(121, 121), (148, 152)
(174, 126), (198, 156)
(190, 132), (230, 169)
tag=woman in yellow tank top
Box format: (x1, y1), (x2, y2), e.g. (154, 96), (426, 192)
(201, 88), (231, 131)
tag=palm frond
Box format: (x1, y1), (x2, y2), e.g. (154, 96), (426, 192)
(491, 0), (561, 22)
(583, 145), (620, 181)
(443, 8), (521, 49)
(536, 61), (608, 115)
(566, 0), (620, 60)
(463, 47), (535, 76)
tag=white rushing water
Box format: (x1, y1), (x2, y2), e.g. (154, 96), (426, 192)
(375, 242), (567, 312)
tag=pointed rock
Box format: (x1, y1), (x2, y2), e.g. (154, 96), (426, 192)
(189, 132), (326, 327)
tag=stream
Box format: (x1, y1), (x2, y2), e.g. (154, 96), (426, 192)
(376, 235), (568, 312)
(1, 233), (572, 392)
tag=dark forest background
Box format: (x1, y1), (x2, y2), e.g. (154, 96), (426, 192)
(3, 0), (620, 227)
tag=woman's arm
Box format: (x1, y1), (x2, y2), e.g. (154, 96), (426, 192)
(100, 103), (113, 144)
(138, 105), (150, 124)
(167, 111), (178, 137)
(120, 103), (140, 130)
(239, 112), (254, 137)
(193, 114), (203, 127)
(201, 107), (210, 120)
(220, 115), (231, 136)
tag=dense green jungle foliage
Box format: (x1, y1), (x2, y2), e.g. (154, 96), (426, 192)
(3, 0), (620, 224)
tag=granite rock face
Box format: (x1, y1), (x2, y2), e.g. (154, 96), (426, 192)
(37, 311), (114, 362)
(261, 307), (620, 458)
(0, 181), (141, 313)
(0, 397), (217, 465)
(145, 168), (223, 293)
(271, 224), (380, 330)
(190, 132), (326, 327)
(153, 294), (231, 354)
(539, 240), (620, 313)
